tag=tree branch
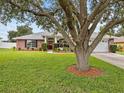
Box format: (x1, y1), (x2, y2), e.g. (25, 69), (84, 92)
(79, 0), (110, 42)
(8, 0), (76, 50)
(32, 0), (44, 12)
(88, 18), (124, 54)
(88, 10), (106, 38)
(80, 0), (87, 26)
(83, 11), (104, 49)
(88, 0), (110, 22)
(8, 0), (48, 16)
(59, 0), (78, 43)
(69, 1), (80, 23)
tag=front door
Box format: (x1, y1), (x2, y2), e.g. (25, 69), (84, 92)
(48, 44), (53, 50)
(47, 38), (54, 50)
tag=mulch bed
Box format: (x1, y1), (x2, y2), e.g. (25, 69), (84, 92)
(67, 65), (103, 77)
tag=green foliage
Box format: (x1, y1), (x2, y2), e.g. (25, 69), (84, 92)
(53, 43), (59, 52)
(0, 0), (57, 31)
(8, 25), (33, 41)
(8, 31), (17, 42)
(117, 45), (123, 52)
(63, 47), (70, 52)
(53, 47), (70, 52)
(53, 43), (70, 52)
(0, 49), (124, 93)
(42, 43), (48, 51)
(53, 43), (59, 49)
(115, 28), (124, 37)
(109, 45), (117, 53)
(0, 0), (123, 33)
(53, 48), (61, 52)
(38, 47), (42, 51)
(106, 29), (115, 37)
(13, 46), (16, 51)
(16, 25), (33, 36)
(117, 51), (124, 55)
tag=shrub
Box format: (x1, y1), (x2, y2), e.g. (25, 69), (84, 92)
(53, 43), (59, 52)
(31, 48), (34, 51)
(18, 48), (21, 50)
(39, 47), (42, 51)
(27, 47), (29, 50)
(42, 43), (48, 51)
(57, 48), (61, 52)
(53, 48), (60, 52)
(13, 47), (16, 51)
(53, 43), (59, 49)
(109, 45), (117, 53)
(53, 48), (58, 52)
(63, 47), (70, 52)
(117, 45), (123, 52)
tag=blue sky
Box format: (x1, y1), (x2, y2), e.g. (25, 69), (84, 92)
(0, 20), (43, 40)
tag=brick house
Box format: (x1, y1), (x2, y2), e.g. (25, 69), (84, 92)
(13, 31), (118, 52)
(13, 31), (63, 51)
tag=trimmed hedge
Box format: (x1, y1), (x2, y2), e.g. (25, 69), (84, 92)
(42, 43), (48, 51)
(53, 43), (59, 49)
(109, 45), (117, 53)
(117, 45), (123, 52)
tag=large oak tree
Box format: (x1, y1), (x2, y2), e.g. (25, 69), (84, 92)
(0, 0), (124, 71)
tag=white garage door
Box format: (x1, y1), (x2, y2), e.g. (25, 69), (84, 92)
(93, 41), (109, 53)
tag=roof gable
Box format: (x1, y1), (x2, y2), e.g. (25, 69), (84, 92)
(13, 31), (117, 40)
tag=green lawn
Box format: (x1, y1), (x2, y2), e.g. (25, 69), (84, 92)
(0, 49), (124, 93)
(117, 51), (124, 55)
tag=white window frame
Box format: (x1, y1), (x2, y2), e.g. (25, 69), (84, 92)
(27, 40), (37, 48)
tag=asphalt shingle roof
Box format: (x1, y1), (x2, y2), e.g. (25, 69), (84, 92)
(13, 31), (117, 40)
(13, 31), (62, 40)
(114, 37), (124, 43)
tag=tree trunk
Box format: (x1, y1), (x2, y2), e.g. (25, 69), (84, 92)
(75, 47), (90, 71)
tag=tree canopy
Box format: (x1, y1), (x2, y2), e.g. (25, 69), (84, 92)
(115, 28), (124, 37)
(8, 25), (33, 42)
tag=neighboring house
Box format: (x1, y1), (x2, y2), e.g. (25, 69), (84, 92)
(0, 40), (16, 49)
(114, 37), (124, 51)
(13, 31), (115, 52)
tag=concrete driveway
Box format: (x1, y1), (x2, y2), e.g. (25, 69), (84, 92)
(92, 53), (124, 69)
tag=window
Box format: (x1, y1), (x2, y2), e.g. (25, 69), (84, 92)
(26, 40), (37, 48)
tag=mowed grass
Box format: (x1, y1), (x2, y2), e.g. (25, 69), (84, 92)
(0, 49), (124, 93)
(117, 52), (124, 55)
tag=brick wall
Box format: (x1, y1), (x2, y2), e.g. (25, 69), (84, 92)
(16, 39), (44, 50)
(16, 40), (26, 50)
(37, 40), (44, 49)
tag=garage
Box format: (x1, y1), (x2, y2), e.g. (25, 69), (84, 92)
(93, 39), (109, 53)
